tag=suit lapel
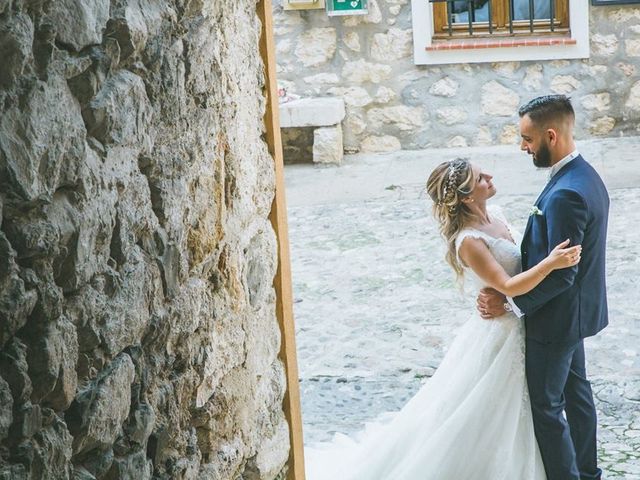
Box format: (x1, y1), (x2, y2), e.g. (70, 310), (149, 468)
(521, 179), (554, 245)
(521, 156), (583, 246)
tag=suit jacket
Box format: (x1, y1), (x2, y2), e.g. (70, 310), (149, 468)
(513, 155), (610, 344)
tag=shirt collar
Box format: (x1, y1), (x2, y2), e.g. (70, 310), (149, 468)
(548, 149), (579, 181)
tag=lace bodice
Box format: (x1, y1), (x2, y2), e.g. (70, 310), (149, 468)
(454, 206), (522, 291)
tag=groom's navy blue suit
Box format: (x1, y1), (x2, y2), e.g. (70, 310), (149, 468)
(513, 155), (609, 480)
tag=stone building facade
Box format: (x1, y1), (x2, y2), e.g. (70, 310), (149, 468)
(274, 4), (640, 159)
(0, 1), (288, 479)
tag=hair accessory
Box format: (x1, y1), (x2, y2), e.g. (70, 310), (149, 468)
(441, 161), (462, 205)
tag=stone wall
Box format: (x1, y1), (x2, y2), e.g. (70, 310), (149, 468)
(274, 4), (640, 156)
(0, 1), (289, 479)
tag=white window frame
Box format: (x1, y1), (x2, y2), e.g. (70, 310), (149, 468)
(411, 0), (589, 65)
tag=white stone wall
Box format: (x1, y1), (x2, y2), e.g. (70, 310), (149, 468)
(275, 5), (640, 155)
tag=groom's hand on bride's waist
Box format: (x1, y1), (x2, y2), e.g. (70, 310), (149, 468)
(477, 288), (507, 319)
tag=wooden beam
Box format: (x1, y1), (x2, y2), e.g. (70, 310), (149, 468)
(256, 0), (306, 479)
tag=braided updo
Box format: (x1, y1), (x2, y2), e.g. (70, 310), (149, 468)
(426, 158), (476, 281)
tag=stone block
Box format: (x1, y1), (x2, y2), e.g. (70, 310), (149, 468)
(83, 70), (152, 148)
(124, 403), (156, 446)
(49, 0), (110, 51)
(27, 316), (78, 411)
(11, 403), (42, 440)
(581, 93), (611, 112)
(370, 28), (412, 62)
(313, 125), (343, 165)
(293, 28), (336, 67)
(342, 59), (392, 84)
(625, 81), (640, 111)
(279, 97), (345, 128)
(481, 81), (519, 117)
(0, 337), (32, 404)
(550, 75), (580, 94)
(0, 375), (12, 442)
(367, 105), (424, 131)
(589, 117), (616, 136)
(66, 353), (135, 455)
(30, 413), (74, 479)
(104, 449), (152, 480)
(0, 13), (33, 90)
(0, 233), (37, 349)
(243, 416), (289, 480)
(360, 135), (401, 153)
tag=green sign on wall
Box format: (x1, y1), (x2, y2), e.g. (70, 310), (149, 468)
(326, 0), (368, 16)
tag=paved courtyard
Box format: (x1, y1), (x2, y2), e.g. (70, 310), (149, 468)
(285, 138), (640, 478)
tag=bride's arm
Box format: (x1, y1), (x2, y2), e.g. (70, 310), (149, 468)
(458, 238), (581, 298)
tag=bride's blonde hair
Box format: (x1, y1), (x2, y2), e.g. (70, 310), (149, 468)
(426, 158), (476, 282)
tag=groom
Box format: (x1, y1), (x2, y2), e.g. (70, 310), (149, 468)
(478, 95), (609, 480)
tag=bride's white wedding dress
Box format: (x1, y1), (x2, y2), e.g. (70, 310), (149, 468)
(305, 208), (547, 480)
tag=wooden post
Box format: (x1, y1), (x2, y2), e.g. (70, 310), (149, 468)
(256, 0), (306, 479)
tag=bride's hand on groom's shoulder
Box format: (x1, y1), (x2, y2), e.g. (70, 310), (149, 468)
(477, 287), (507, 320)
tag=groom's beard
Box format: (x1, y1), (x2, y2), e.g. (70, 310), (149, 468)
(533, 142), (552, 168)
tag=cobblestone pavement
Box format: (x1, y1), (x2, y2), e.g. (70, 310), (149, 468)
(286, 140), (640, 479)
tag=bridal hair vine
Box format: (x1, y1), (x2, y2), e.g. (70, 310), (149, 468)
(437, 160), (465, 213)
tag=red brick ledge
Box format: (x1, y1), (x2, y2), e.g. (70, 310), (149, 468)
(426, 37), (576, 51)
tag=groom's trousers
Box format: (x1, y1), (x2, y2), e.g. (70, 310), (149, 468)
(525, 339), (602, 480)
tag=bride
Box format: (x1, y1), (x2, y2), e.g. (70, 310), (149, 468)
(304, 158), (582, 480)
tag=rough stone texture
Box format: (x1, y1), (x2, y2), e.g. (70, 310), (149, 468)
(592, 33), (619, 57)
(313, 126), (343, 165)
(303, 73), (340, 86)
(360, 135), (401, 152)
(48, 0), (110, 51)
(274, 6), (640, 153)
(294, 27), (337, 67)
(374, 86), (396, 104)
(625, 81), (640, 111)
(279, 97), (346, 128)
(499, 125), (520, 145)
(370, 28), (412, 62)
(523, 64), (543, 91)
(550, 75), (581, 94)
(436, 106), (468, 126)
(581, 93), (611, 112)
(475, 126), (493, 146)
(429, 77), (458, 98)
(0, 376), (12, 442)
(67, 353), (135, 455)
(343, 32), (361, 52)
(326, 86), (372, 107)
(0, 1), (289, 479)
(342, 60), (392, 83)
(481, 81), (519, 117)
(625, 38), (640, 57)
(589, 117), (616, 136)
(446, 135), (468, 148)
(367, 105), (423, 131)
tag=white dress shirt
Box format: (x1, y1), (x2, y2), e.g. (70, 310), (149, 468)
(548, 149), (579, 181)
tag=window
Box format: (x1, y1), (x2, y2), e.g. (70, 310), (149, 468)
(431, 0), (569, 40)
(411, 0), (588, 65)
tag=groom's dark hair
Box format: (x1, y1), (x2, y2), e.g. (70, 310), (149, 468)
(518, 95), (575, 129)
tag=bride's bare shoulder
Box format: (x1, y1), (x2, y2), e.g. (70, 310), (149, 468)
(456, 231), (492, 267)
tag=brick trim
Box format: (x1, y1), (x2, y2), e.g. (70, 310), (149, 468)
(426, 37), (577, 51)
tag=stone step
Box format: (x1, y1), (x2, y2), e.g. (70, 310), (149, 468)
(279, 97), (346, 128)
